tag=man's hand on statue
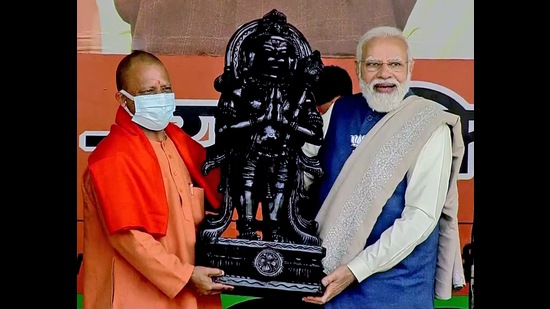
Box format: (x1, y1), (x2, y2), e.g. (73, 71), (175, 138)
(301, 265), (356, 305)
(188, 266), (234, 296)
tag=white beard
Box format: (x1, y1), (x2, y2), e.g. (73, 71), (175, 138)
(360, 76), (410, 113)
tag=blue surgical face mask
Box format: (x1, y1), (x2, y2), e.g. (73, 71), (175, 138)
(119, 89), (176, 131)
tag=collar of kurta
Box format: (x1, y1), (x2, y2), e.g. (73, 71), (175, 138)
(87, 106), (222, 237)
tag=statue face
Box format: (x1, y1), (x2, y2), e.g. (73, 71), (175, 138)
(253, 35), (296, 79)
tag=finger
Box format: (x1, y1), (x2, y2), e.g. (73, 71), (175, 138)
(302, 296), (324, 305)
(321, 276), (332, 286)
(207, 268), (225, 277)
(211, 283), (234, 291)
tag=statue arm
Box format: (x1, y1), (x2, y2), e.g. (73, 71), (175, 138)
(287, 91), (324, 145)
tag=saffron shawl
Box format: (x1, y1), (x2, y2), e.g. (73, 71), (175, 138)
(315, 95), (466, 299)
(87, 106), (222, 237)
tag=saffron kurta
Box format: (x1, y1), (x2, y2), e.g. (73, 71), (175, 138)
(82, 106), (223, 309)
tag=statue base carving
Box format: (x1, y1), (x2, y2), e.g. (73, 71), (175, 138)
(197, 237), (326, 298)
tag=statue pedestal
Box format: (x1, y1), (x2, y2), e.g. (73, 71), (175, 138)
(197, 237), (326, 298)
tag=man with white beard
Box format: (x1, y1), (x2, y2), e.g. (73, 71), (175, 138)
(302, 26), (466, 309)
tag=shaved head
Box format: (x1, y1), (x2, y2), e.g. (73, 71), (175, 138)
(116, 50), (165, 91)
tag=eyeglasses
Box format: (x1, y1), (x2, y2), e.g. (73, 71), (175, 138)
(360, 60), (407, 73)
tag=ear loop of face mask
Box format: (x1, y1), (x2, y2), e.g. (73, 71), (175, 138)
(119, 89), (135, 116)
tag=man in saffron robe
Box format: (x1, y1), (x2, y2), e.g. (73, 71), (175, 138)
(302, 26), (465, 309)
(82, 50), (234, 309)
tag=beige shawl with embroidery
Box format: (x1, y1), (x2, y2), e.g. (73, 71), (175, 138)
(315, 95), (466, 300)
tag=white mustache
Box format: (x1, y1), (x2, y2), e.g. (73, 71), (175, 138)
(370, 78), (400, 89)
(360, 77), (410, 113)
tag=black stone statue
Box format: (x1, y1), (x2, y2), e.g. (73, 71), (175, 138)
(197, 9), (327, 298)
